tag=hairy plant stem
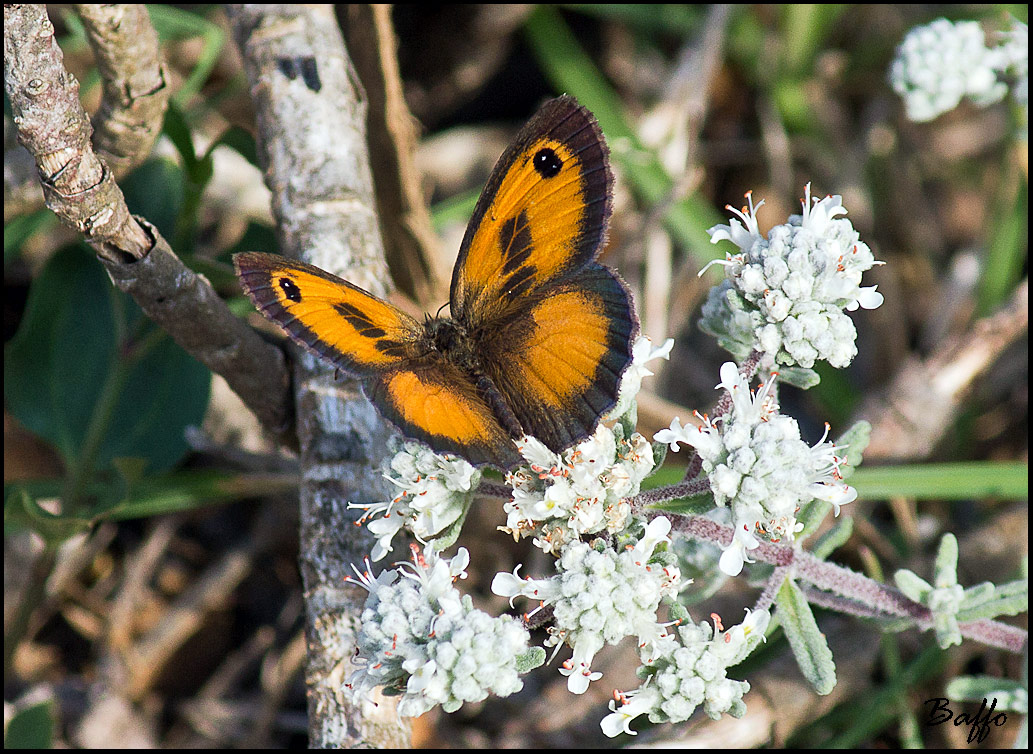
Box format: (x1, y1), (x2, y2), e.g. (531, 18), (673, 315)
(632, 505), (1027, 654)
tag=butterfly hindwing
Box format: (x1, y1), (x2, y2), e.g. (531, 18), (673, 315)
(479, 264), (636, 453)
(366, 362), (523, 469)
(233, 252), (423, 378)
(450, 95), (612, 326)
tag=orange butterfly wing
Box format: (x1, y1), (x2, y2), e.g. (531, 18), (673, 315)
(366, 363), (522, 468)
(479, 266), (635, 452)
(233, 252), (519, 466)
(234, 252), (424, 377)
(450, 96), (613, 327)
(451, 96), (637, 455)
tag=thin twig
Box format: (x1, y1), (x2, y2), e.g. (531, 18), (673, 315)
(341, 4), (449, 309)
(3, 3), (293, 436)
(74, 4), (170, 179)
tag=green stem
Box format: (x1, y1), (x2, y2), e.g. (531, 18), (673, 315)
(60, 326), (167, 512)
(60, 357), (130, 511)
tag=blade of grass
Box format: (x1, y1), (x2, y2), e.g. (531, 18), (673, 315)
(976, 164), (1027, 317)
(5, 469), (297, 523)
(146, 5), (225, 106)
(850, 462), (1028, 501)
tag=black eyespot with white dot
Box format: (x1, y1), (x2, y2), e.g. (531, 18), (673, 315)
(533, 147), (563, 178)
(279, 277), (302, 302)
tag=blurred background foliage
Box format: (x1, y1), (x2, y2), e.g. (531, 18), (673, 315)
(4, 4), (1027, 748)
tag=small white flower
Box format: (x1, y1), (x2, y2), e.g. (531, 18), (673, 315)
(365, 512), (408, 562)
(560, 637), (606, 694)
(719, 525), (761, 577)
(848, 285), (885, 311)
(653, 415), (695, 452)
(607, 336), (674, 420)
(601, 686), (663, 737)
(490, 565), (530, 606)
(515, 435), (562, 474)
(706, 191), (765, 252)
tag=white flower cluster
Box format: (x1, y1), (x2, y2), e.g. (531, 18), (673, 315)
(889, 18), (1010, 122)
(655, 363), (856, 576)
(348, 548), (530, 717)
(502, 422), (655, 554)
(601, 608), (770, 737)
(492, 517), (679, 694)
(700, 185), (883, 370)
(345, 336), (774, 730)
(349, 439), (481, 562)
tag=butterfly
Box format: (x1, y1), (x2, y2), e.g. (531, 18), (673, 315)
(234, 96), (637, 469)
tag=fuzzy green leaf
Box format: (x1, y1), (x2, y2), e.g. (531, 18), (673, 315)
(515, 647), (547, 673)
(776, 577), (836, 695)
(809, 515), (854, 560)
(893, 569), (932, 602)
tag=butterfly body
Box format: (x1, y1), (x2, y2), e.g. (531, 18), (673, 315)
(235, 96), (637, 469)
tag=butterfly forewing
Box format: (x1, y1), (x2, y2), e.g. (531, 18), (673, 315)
(450, 96), (612, 326)
(234, 252), (424, 378)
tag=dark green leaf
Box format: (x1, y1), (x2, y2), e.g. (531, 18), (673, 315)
(4, 211), (56, 266)
(162, 102), (198, 167)
(4, 247), (211, 479)
(120, 158), (185, 242)
(4, 699), (55, 749)
(206, 125), (259, 168)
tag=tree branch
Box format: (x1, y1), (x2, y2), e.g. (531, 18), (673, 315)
(341, 3), (450, 309)
(5, 5), (170, 219)
(4, 3), (149, 260)
(74, 4), (171, 178)
(4, 3), (292, 437)
(227, 4), (410, 747)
